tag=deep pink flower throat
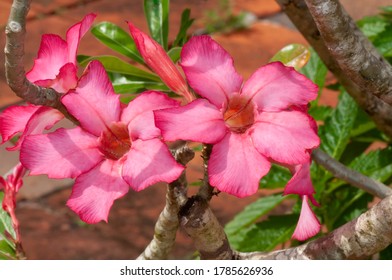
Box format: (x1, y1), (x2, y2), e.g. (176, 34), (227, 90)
(98, 123), (131, 160)
(224, 95), (255, 134)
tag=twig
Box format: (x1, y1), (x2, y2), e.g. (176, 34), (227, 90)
(235, 194), (392, 259)
(312, 148), (392, 198)
(137, 144), (194, 260)
(276, 0), (392, 139)
(5, 0), (73, 119)
(197, 144), (216, 200)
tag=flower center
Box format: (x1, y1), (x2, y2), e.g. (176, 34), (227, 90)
(223, 95), (255, 133)
(98, 122), (131, 160)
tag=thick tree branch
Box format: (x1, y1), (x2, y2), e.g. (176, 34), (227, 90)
(276, 0), (392, 139)
(235, 194), (392, 259)
(312, 149), (392, 198)
(137, 144), (194, 260)
(5, 0), (72, 117)
(179, 196), (233, 260)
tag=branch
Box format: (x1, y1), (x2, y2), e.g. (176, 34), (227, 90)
(235, 194), (392, 259)
(276, 0), (392, 139)
(179, 196), (233, 260)
(137, 144), (194, 260)
(312, 149), (392, 198)
(197, 144), (216, 200)
(5, 0), (71, 117)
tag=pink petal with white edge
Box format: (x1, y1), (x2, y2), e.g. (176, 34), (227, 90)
(180, 36), (243, 108)
(292, 195), (321, 241)
(62, 61), (121, 136)
(20, 127), (102, 179)
(0, 104), (40, 143)
(8, 106), (64, 151)
(209, 132), (271, 198)
(122, 138), (184, 191)
(66, 13), (96, 64)
(66, 158), (129, 223)
(242, 62), (318, 112)
(154, 99), (227, 143)
(128, 23), (193, 102)
(35, 63), (78, 93)
(284, 161), (316, 196)
(121, 91), (180, 140)
(251, 110), (320, 165)
(26, 34), (68, 83)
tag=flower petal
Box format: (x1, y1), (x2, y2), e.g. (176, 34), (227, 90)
(180, 35), (243, 108)
(66, 13), (97, 64)
(154, 99), (227, 143)
(62, 61), (121, 136)
(20, 127), (102, 179)
(242, 62), (318, 111)
(35, 63), (78, 93)
(284, 161), (316, 196)
(0, 104), (40, 144)
(251, 110), (320, 165)
(26, 34), (68, 83)
(292, 195), (321, 241)
(209, 132), (271, 198)
(128, 22), (193, 102)
(122, 138), (184, 191)
(66, 159), (129, 224)
(121, 91), (180, 140)
(8, 106), (64, 151)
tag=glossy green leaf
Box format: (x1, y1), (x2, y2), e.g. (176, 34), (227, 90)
(308, 105), (333, 121)
(91, 22), (144, 64)
(380, 244), (392, 260)
(225, 194), (287, 238)
(319, 90), (358, 160)
(144, 0), (169, 50)
(233, 215), (298, 252)
(260, 164), (292, 189)
(173, 9), (194, 47)
(78, 55), (160, 81)
(357, 16), (388, 40)
(373, 27), (392, 57)
(167, 47), (182, 63)
(0, 239), (16, 260)
(270, 44), (310, 70)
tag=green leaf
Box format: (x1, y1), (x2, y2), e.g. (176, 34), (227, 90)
(301, 48), (328, 95)
(357, 16), (388, 40)
(0, 240), (16, 260)
(0, 192), (16, 251)
(167, 47), (182, 63)
(270, 44), (310, 70)
(373, 26), (392, 57)
(78, 55), (160, 81)
(260, 164), (292, 189)
(107, 72), (168, 94)
(225, 194), (287, 238)
(319, 90), (359, 160)
(308, 105), (333, 121)
(234, 215), (298, 252)
(173, 9), (194, 47)
(91, 22), (144, 64)
(144, 0), (169, 50)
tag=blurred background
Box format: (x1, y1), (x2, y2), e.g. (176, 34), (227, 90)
(0, 0), (390, 259)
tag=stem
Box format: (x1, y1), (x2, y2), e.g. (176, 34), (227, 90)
(312, 149), (392, 198)
(197, 144), (216, 200)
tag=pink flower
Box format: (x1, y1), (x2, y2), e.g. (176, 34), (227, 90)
(27, 13), (96, 93)
(284, 161), (321, 240)
(128, 22), (194, 103)
(20, 61), (184, 223)
(0, 14), (96, 150)
(155, 35), (320, 198)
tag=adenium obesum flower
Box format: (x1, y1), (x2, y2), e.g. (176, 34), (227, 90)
(128, 22), (194, 103)
(0, 14), (96, 150)
(0, 163), (27, 243)
(20, 61), (184, 223)
(154, 36), (320, 239)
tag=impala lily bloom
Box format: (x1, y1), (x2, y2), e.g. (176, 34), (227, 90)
(0, 14), (96, 150)
(128, 22), (194, 102)
(155, 35), (320, 198)
(284, 161), (321, 240)
(20, 61), (184, 223)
